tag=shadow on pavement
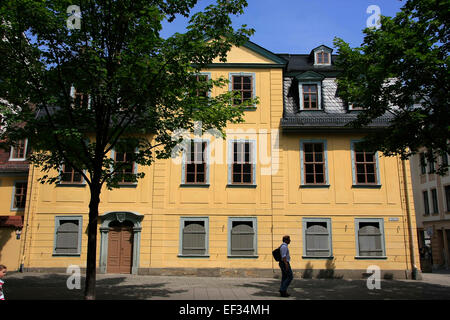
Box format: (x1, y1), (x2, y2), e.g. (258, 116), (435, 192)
(5, 274), (187, 300)
(236, 278), (450, 300)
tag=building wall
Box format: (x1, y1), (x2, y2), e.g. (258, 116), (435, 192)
(410, 150), (450, 269)
(18, 45), (421, 278)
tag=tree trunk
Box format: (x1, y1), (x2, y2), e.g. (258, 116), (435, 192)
(84, 183), (101, 300)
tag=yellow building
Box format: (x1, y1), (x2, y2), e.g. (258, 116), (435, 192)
(12, 41), (421, 279)
(0, 139), (29, 271)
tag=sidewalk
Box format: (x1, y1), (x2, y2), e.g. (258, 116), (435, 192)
(3, 272), (450, 300)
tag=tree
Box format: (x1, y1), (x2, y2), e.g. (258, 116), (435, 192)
(0, 0), (256, 299)
(334, 0), (449, 174)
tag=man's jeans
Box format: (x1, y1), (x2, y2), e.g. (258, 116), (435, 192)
(279, 261), (293, 292)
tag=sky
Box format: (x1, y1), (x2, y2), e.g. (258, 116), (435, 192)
(160, 0), (406, 54)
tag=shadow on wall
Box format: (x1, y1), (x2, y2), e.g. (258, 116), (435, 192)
(302, 259), (343, 279)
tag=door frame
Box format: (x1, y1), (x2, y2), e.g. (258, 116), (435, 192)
(99, 211), (143, 275)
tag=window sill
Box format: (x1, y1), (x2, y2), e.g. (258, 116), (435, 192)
(180, 184), (210, 188)
(355, 256), (387, 260)
(227, 255), (259, 259)
(352, 184), (382, 189)
(300, 184), (330, 188)
(117, 183), (138, 188)
(243, 106), (257, 111)
(56, 183), (86, 187)
(11, 208), (25, 211)
(299, 109), (323, 112)
(177, 255), (210, 258)
(227, 184), (257, 188)
(302, 256), (334, 260)
(52, 253), (81, 257)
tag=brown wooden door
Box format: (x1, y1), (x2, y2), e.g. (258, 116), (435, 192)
(107, 223), (133, 274)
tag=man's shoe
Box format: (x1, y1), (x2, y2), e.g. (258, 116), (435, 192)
(280, 291), (290, 297)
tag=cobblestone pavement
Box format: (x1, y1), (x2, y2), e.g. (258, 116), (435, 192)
(3, 271), (450, 300)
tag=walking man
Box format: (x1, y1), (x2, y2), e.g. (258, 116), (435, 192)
(279, 235), (293, 297)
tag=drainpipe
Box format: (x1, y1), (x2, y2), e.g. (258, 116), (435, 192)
(402, 158), (419, 280)
(19, 164), (35, 272)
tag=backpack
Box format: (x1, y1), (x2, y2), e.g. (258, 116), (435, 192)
(272, 246), (281, 262)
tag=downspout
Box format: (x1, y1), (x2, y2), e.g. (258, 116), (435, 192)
(19, 164), (35, 272)
(401, 158), (419, 280)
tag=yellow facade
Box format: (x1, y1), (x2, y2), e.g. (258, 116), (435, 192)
(0, 176), (26, 270)
(14, 43), (421, 279)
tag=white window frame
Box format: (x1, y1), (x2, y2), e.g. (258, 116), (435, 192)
(110, 146), (139, 186)
(178, 217), (209, 257)
(299, 82), (322, 110)
(227, 139), (257, 186)
(314, 50), (331, 66)
(9, 139), (28, 161)
(300, 139), (329, 186)
(350, 140), (381, 187)
(11, 180), (27, 211)
(181, 139), (210, 185)
(228, 72), (256, 108)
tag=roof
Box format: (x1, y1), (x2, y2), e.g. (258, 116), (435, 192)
(281, 112), (394, 132)
(0, 215), (24, 228)
(276, 54), (340, 72)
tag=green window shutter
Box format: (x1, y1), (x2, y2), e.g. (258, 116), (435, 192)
(55, 220), (79, 254)
(231, 222), (254, 255)
(305, 222), (330, 257)
(358, 223), (383, 256)
(182, 221), (206, 255)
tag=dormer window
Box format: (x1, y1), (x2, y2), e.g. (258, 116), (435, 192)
(316, 51), (330, 64)
(312, 45), (333, 66)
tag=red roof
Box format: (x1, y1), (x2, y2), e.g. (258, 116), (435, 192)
(0, 216), (24, 228)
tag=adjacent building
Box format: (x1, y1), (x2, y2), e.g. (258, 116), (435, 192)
(410, 150), (450, 271)
(0, 138), (29, 271)
(1, 41), (421, 279)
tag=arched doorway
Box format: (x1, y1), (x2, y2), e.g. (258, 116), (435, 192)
(99, 211), (143, 275)
(107, 220), (134, 274)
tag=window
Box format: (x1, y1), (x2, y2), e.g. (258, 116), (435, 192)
(112, 146), (136, 184)
(302, 84), (318, 109)
(431, 188), (439, 214)
(10, 139), (27, 160)
(193, 74), (209, 97)
(60, 164), (83, 184)
(12, 181), (27, 210)
(355, 219), (386, 258)
(71, 86), (90, 109)
(420, 153), (427, 175)
(303, 218), (332, 258)
(349, 103), (364, 111)
(228, 218), (257, 257)
(445, 186), (450, 212)
(53, 216), (83, 255)
(441, 152), (449, 168)
(428, 152), (435, 173)
(231, 141), (255, 185)
(302, 142), (327, 185)
(179, 217), (209, 256)
(352, 142), (379, 185)
(423, 191), (430, 215)
(316, 51), (330, 64)
(230, 74), (254, 106)
(184, 141), (207, 184)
